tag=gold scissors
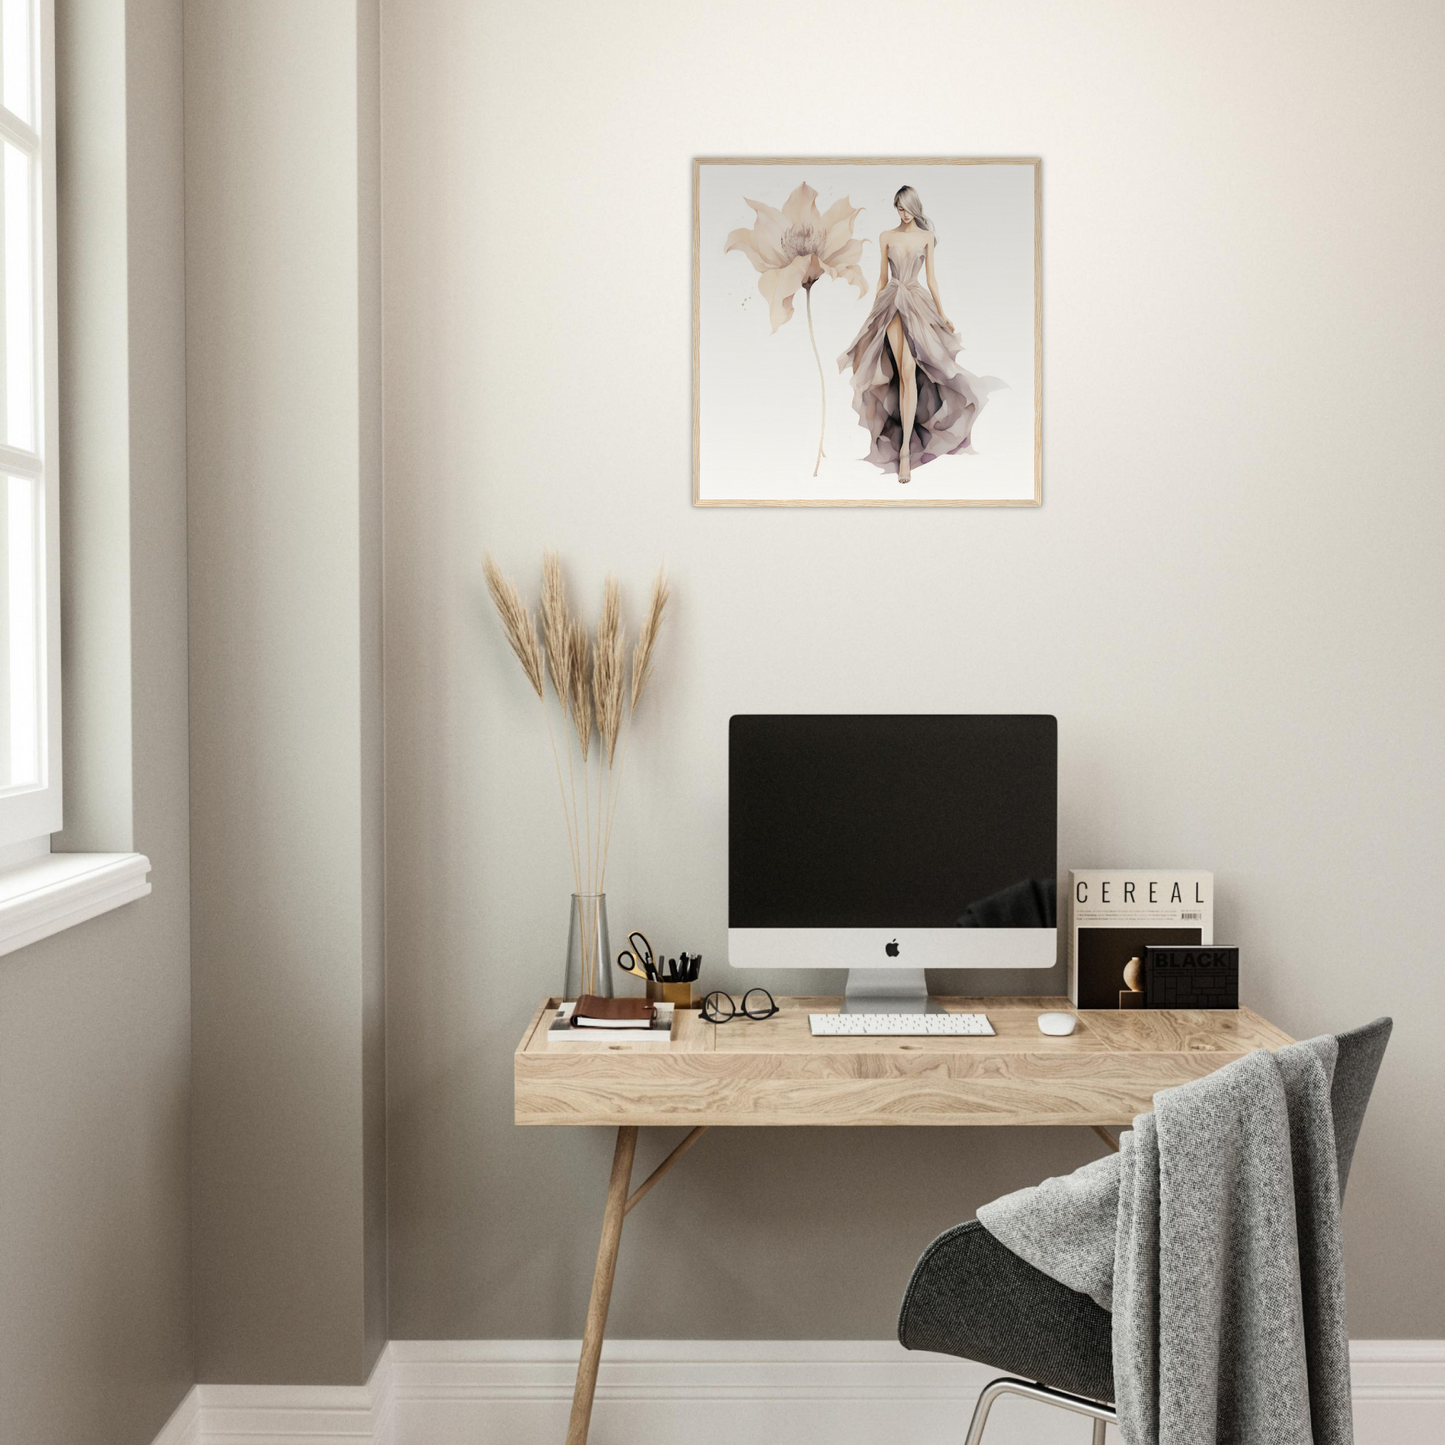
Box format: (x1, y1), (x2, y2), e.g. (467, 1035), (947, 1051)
(616, 930), (657, 982)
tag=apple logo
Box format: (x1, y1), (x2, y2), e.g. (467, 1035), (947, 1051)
(885, 939), (900, 957)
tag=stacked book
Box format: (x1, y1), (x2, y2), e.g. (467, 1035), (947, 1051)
(546, 997), (676, 1045)
(1068, 869), (1214, 1009)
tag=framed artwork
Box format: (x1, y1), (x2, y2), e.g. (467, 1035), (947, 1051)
(693, 157), (1041, 508)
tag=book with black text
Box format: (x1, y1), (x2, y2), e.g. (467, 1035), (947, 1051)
(1068, 870), (1213, 1009)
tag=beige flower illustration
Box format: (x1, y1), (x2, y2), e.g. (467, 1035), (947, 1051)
(726, 182), (867, 476)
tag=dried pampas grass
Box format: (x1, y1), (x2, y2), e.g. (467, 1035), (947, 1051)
(593, 578), (626, 766)
(567, 618), (593, 761)
(483, 551), (669, 916)
(631, 568), (669, 710)
(483, 555), (544, 700)
(540, 550), (573, 707)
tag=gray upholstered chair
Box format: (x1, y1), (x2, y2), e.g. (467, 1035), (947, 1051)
(898, 1018), (1392, 1444)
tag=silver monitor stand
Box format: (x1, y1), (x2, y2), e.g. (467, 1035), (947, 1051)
(840, 967), (942, 1014)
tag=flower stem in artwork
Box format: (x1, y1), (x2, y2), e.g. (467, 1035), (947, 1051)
(805, 284), (826, 477)
(724, 183), (868, 482)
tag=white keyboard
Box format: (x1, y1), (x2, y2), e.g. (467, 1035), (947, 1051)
(808, 1012), (995, 1037)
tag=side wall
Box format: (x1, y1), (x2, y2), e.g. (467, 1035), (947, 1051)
(0, 2), (193, 1443)
(186, 0), (385, 1387)
(381, 0), (1445, 1342)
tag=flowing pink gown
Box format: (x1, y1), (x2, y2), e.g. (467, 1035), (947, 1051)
(838, 244), (986, 475)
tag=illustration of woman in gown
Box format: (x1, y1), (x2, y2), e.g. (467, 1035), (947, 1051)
(838, 186), (986, 483)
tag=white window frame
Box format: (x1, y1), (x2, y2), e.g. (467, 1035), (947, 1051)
(0, 0), (60, 853)
(0, 0), (149, 955)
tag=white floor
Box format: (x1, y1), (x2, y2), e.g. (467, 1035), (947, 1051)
(153, 1339), (1445, 1445)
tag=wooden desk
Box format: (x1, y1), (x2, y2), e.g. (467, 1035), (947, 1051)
(514, 995), (1293, 1444)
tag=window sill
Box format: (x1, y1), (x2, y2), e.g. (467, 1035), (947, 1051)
(0, 852), (152, 958)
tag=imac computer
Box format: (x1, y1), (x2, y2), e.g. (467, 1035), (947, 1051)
(728, 714), (1058, 1013)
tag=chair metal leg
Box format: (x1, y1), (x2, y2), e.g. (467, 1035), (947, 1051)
(963, 1377), (1117, 1445)
(962, 1379), (1007, 1445)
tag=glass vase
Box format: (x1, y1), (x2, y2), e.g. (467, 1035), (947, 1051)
(564, 893), (612, 1001)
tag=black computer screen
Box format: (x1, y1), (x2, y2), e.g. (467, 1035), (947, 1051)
(728, 715), (1057, 928)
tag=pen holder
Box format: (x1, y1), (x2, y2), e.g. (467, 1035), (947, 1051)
(647, 979), (693, 1009)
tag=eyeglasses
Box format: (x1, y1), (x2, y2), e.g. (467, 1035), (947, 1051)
(700, 988), (778, 1023)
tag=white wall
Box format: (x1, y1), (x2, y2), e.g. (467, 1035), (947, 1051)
(382, 0), (1445, 1342)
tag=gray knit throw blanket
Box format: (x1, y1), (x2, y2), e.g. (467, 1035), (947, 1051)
(977, 1038), (1353, 1445)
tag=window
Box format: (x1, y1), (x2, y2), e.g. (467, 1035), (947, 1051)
(0, 0), (149, 950)
(0, 0), (58, 854)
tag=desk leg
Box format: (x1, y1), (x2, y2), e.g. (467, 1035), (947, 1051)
(566, 1125), (638, 1445)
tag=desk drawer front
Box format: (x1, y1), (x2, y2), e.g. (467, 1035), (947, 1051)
(514, 1049), (1249, 1127)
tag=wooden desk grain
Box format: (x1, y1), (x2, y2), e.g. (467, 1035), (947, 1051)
(514, 996), (1294, 1128)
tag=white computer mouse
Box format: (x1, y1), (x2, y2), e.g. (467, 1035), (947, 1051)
(1037, 1011), (1078, 1036)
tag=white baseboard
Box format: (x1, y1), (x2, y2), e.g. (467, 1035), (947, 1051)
(150, 1339), (1445, 1445)
(150, 1353), (394, 1445)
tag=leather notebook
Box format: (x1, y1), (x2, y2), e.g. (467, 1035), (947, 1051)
(571, 995), (657, 1028)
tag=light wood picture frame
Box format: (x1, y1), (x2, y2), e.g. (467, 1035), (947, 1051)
(693, 157), (1041, 508)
